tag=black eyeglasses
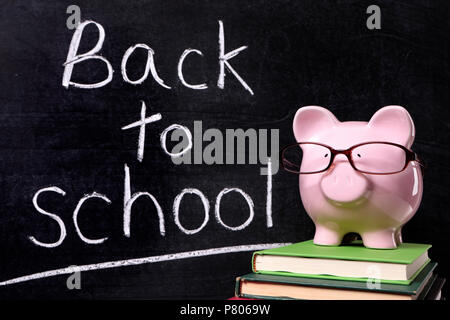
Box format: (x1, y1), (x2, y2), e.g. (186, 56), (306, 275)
(281, 141), (423, 175)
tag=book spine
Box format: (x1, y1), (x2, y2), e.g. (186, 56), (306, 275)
(251, 252), (258, 273)
(234, 277), (242, 297)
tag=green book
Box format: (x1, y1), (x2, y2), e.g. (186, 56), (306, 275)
(252, 240), (431, 285)
(237, 262), (437, 300)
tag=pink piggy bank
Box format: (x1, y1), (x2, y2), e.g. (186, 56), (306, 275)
(284, 106), (423, 249)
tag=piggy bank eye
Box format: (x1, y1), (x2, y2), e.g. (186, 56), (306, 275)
(357, 153), (362, 158)
(324, 154), (328, 158)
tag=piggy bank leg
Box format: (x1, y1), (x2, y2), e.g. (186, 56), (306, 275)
(395, 227), (403, 245)
(361, 229), (397, 249)
(313, 225), (344, 246)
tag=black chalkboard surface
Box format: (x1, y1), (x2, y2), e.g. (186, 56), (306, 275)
(0, 0), (449, 299)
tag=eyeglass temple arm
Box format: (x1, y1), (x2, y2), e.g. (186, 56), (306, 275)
(413, 152), (426, 169)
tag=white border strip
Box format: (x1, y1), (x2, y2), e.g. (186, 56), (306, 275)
(0, 242), (291, 286)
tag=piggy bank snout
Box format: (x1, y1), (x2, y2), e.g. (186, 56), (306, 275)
(320, 162), (369, 203)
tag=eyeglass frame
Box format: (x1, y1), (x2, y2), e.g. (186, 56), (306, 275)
(281, 141), (424, 175)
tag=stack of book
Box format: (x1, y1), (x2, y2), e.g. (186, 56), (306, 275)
(235, 240), (445, 300)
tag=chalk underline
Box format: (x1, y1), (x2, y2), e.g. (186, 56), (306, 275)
(0, 242), (291, 287)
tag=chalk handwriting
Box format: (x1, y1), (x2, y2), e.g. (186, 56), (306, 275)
(62, 20), (253, 94)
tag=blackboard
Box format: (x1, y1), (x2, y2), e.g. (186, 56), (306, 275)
(0, 0), (449, 299)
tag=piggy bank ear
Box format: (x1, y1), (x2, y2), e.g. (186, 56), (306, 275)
(368, 106), (415, 148)
(293, 106), (339, 142)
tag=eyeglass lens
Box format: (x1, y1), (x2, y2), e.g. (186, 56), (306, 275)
(283, 143), (407, 174)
